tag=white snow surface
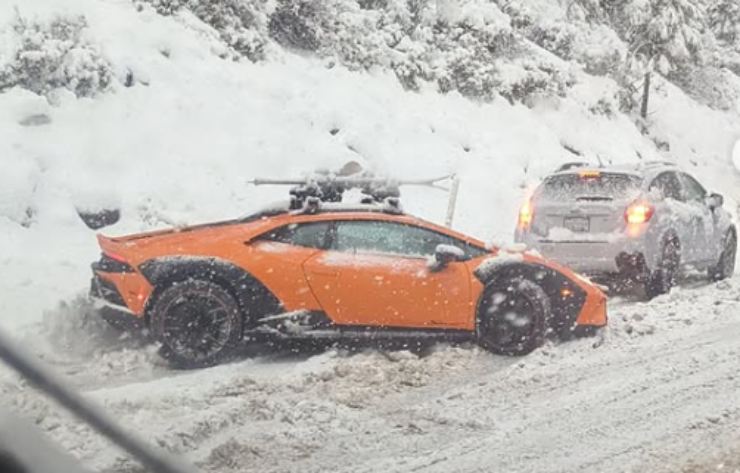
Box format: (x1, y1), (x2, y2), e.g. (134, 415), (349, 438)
(2, 276), (740, 472)
(1, 0), (738, 330)
(1, 0), (740, 471)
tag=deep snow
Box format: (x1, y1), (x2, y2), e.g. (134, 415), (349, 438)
(2, 274), (740, 473)
(2, 1), (740, 472)
(1, 0), (739, 331)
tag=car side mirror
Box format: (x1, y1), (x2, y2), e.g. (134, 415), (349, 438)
(429, 244), (466, 271)
(707, 192), (724, 210)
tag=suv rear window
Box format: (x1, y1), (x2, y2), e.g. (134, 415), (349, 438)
(539, 173), (641, 201)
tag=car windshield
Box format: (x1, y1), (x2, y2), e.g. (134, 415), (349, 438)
(539, 173), (642, 201)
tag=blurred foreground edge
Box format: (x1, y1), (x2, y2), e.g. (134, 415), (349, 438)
(0, 327), (198, 473)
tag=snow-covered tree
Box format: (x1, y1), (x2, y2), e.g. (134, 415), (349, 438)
(609, 0), (706, 117)
(0, 15), (113, 98)
(622, 0), (704, 68)
(707, 0), (740, 44)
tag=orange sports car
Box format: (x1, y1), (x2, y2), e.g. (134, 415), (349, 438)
(90, 198), (607, 367)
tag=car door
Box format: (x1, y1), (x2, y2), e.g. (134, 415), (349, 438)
(678, 172), (716, 262)
(303, 219), (475, 329)
(247, 221), (332, 312)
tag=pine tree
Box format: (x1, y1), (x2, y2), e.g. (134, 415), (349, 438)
(611, 0), (705, 117)
(707, 0), (740, 44)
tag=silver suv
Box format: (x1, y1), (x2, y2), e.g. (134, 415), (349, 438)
(515, 162), (737, 298)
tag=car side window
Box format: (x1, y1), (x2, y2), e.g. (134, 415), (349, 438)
(332, 220), (485, 259)
(680, 173), (707, 202)
(258, 222), (330, 249)
(649, 172), (683, 201)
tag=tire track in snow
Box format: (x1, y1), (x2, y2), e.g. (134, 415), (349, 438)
(1, 277), (738, 473)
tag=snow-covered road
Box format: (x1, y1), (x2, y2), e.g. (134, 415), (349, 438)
(2, 275), (740, 473)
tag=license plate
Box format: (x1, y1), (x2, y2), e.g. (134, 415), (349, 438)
(564, 216), (589, 232)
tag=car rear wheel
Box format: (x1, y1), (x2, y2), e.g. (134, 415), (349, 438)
(708, 230), (737, 281)
(645, 237), (680, 300)
(476, 278), (550, 356)
(150, 279), (242, 368)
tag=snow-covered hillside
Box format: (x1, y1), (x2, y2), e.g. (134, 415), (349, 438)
(1, 0), (738, 330)
(2, 1), (740, 471)
(4, 274), (740, 473)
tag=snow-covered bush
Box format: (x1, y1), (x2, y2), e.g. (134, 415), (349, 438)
(190, 0), (268, 61)
(268, 0), (324, 51)
(134, 0), (269, 61)
(0, 15), (113, 98)
(492, 59), (575, 104)
(571, 24), (626, 76)
(527, 22), (577, 60)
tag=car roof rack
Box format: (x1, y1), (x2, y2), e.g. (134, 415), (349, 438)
(250, 170), (453, 214)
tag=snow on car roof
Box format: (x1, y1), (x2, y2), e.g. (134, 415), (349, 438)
(550, 161), (677, 178)
(240, 200), (404, 222)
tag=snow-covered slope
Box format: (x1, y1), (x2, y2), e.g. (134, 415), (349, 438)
(2, 0), (738, 330)
(2, 1), (740, 472)
(3, 275), (740, 472)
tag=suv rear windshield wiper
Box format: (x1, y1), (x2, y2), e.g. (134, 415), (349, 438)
(575, 195), (613, 201)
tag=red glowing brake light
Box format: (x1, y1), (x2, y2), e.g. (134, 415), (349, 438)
(625, 201), (654, 224)
(518, 200), (534, 229)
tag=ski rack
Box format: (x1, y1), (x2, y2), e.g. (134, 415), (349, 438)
(250, 173), (461, 227)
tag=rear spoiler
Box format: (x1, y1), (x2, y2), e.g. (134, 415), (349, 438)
(96, 234), (135, 261)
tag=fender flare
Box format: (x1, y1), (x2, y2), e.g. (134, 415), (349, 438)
(138, 256), (282, 328)
(473, 260), (586, 337)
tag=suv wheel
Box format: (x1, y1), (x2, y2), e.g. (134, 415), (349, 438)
(476, 278), (550, 356)
(150, 279), (243, 368)
(708, 229), (737, 281)
(645, 237), (680, 300)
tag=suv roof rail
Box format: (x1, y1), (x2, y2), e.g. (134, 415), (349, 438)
(554, 161), (595, 172)
(640, 160), (676, 168)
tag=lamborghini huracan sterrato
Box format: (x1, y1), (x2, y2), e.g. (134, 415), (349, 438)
(90, 201), (607, 367)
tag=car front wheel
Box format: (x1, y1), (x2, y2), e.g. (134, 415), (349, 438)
(149, 279), (243, 368)
(476, 278), (550, 356)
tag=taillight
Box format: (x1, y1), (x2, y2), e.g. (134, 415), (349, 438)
(518, 200), (534, 229)
(93, 252), (134, 273)
(625, 201), (654, 224)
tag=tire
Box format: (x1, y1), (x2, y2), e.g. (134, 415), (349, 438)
(708, 229), (737, 281)
(149, 279), (243, 368)
(476, 278), (550, 356)
(645, 237), (680, 300)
